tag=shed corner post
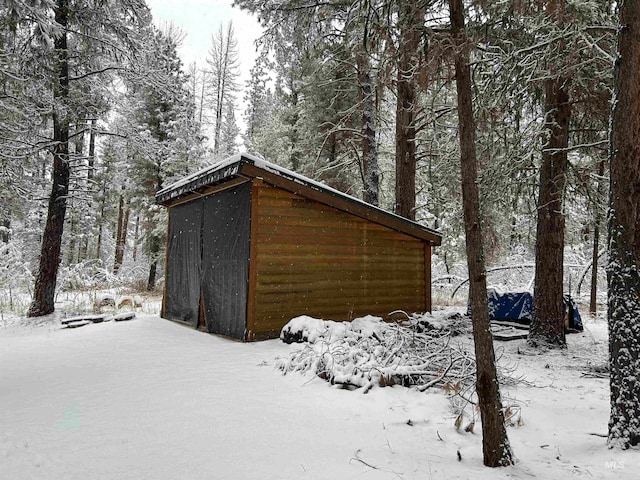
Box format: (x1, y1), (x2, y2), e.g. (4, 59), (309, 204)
(245, 178), (263, 341)
(161, 203), (171, 319)
(425, 243), (432, 313)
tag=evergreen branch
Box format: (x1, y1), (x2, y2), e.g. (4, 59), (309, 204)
(68, 66), (127, 81)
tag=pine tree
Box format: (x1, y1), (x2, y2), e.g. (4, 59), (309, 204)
(219, 98), (240, 158)
(236, 0), (385, 200)
(527, 0), (572, 347)
(449, 0), (513, 466)
(26, 0), (72, 316)
(243, 52), (274, 153)
(92, 137), (123, 264)
(125, 27), (205, 290)
(528, 72), (570, 348)
(607, 0), (640, 449)
(355, 44), (379, 206)
(4, 0), (152, 316)
(394, 0), (426, 219)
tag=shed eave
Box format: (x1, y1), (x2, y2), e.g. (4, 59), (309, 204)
(155, 161), (245, 205)
(155, 153), (443, 245)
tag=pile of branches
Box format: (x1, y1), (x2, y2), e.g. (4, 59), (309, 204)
(276, 315), (480, 394)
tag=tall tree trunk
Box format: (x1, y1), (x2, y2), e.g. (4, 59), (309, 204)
(214, 86), (223, 155)
(147, 235), (160, 291)
(214, 62), (226, 155)
(589, 223), (599, 314)
(0, 218), (10, 243)
(590, 158), (606, 315)
(88, 118), (96, 180)
(121, 207), (130, 267)
(96, 185), (105, 261)
(356, 48), (379, 206)
(212, 24), (235, 156)
(607, 0), (640, 449)
(83, 118), (97, 257)
(67, 213), (77, 266)
(113, 194), (129, 274)
(449, 0), (513, 467)
(132, 215), (140, 262)
(289, 86), (301, 171)
(75, 119), (85, 164)
(395, 0), (423, 220)
(528, 77), (570, 347)
(79, 235), (88, 263)
(27, 0), (70, 317)
(199, 70), (206, 127)
(71, 120), (83, 252)
(96, 221), (103, 261)
(114, 193), (123, 244)
(66, 120), (84, 266)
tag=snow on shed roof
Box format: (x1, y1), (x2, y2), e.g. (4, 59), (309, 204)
(156, 153), (442, 245)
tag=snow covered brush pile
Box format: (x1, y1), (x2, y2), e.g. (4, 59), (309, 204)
(276, 314), (479, 394)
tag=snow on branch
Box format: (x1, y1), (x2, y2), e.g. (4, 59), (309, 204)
(451, 264), (535, 299)
(276, 314), (517, 395)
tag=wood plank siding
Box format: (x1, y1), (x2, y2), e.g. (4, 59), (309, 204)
(158, 155), (442, 342)
(247, 182), (428, 339)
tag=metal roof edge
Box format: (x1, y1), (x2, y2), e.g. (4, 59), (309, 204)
(156, 152), (443, 244)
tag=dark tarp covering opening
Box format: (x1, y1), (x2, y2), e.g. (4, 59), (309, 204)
(164, 199), (203, 327)
(486, 289), (532, 323)
(201, 182), (251, 338)
(468, 288), (583, 332)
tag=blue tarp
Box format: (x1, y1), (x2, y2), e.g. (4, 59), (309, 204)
(487, 290), (533, 323)
(563, 294), (584, 332)
(468, 289), (583, 332)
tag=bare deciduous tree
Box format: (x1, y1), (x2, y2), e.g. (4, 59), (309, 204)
(206, 22), (239, 157)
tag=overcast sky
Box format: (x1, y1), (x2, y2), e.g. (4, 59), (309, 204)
(145, 0), (263, 84)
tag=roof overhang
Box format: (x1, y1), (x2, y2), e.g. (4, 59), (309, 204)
(156, 153), (442, 246)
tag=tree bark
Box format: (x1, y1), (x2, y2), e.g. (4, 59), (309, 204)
(132, 215), (139, 262)
(607, 0), (640, 449)
(88, 118), (96, 180)
(96, 194), (105, 261)
(0, 218), (10, 243)
(67, 213), (77, 266)
(528, 77), (570, 347)
(288, 87), (301, 171)
(147, 234), (160, 291)
(212, 24), (236, 156)
(356, 48), (379, 206)
(27, 0), (70, 317)
(199, 70), (206, 127)
(78, 235), (88, 263)
(589, 223), (599, 314)
(590, 158), (606, 315)
(69, 120), (86, 265)
(449, 0), (513, 467)
(74, 119), (85, 164)
(113, 194), (129, 274)
(395, 0), (423, 220)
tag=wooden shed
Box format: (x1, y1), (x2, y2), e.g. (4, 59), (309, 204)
(156, 153), (442, 341)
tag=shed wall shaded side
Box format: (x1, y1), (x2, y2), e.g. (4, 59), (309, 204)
(200, 183), (251, 339)
(164, 199), (203, 327)
(247, 183), (427, 339)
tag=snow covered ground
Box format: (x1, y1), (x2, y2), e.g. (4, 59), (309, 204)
(1, 310), (637, 479)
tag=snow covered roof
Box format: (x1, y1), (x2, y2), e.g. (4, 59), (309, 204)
(156, 153), (442, 245)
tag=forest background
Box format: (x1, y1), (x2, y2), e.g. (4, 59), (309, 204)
(0, 0), (613, 316)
